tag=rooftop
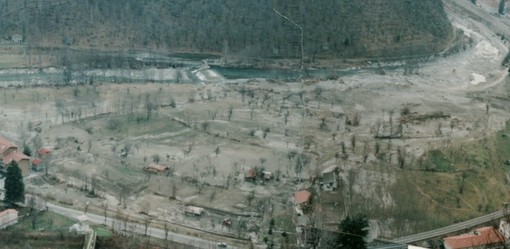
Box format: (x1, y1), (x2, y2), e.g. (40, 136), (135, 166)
(294, 190), (311, 205)
(0, 137), (17, 154)
(443, 226), (505, 249)
(3, 151), (29, 164)
(146, 164), (168, 172)
(0, 209), (18, 217)
(37, 147), (52, 156)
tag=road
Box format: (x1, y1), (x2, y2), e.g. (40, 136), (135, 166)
(47, 203), (240, 249)
(392, 209), (505, 244)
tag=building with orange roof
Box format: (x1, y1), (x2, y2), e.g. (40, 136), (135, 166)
(37, 147), (52, 157)
(294, 190), (312, 205)
(0, 136), (31, 176)
(0, 137), (17, 158)
(443, 226), (505, 249)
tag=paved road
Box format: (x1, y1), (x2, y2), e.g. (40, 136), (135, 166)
(392, 210), (504, 244)
(47, 203), (240, 249)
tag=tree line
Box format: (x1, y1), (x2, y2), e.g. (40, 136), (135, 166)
(0, 0), (452, 62)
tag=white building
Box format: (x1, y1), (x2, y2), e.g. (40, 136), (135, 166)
(69, 214), (91, 234)
(10, 34), (23, 43)
(0, 209), (19, 229)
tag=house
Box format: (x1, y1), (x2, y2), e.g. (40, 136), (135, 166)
(294, 190), (312, 205)
(10, 34), (23, 43)
(0, 137), (17, 157)
(0, 209), (19, 229)
(320, 171), (337, 191)
(185, 206), (204, 216)
(31, 158), (43, 171)
(3, 152), (30, 176)
(32, 147), (52, 172)
(245, 168), (256, 180)
(144, 163), (168, 173)
(37, 147), (52, 157)
(0, 136), (31, 176)
(262, 171), (273, 180)
(443, 226), (505, 249)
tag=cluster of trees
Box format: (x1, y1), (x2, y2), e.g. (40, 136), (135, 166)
(4, 161), (25, 206)
(0, 0), (452, 61)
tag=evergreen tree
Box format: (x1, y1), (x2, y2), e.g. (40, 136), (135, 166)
(337, 214), (369, 249)
(4, 161), (25, 206)
(500, 0), (506, 15)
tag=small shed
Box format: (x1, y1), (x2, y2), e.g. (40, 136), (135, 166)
(245, 168), (256, 180)
(31, 158), (43, 171)
(37, 147), (52, 157)
(185, 206), (204, 216)
(262, 171), (273, 180)
(10, 34), (23, 43)
(144, 164), (168, 173)
(69, 214), (90, 234)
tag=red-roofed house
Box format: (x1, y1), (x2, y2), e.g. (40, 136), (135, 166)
(32, 147), (52, 173)
(37, 147), (52, 157)
(294, 190), (312, 205)
(0, 209), (19, 229)
(0, 137), (17, 158)
(0, 136), (31, 176)
(443, 226), (505, 249)
(31, 158), (43, 171)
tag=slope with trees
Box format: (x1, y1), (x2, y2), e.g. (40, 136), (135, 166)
(0, 0), (453, 67)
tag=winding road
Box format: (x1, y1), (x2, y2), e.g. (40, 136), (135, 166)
(47, 203), (240, 249)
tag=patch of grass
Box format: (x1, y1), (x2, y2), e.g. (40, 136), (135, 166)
(422, 149), (454, 172)
(93, 225), (113, 238)
(495, 120), (510, 162)
(99, 115), (186, 138)
(8, 209), (76, 232)
(274, 213), (294, 232)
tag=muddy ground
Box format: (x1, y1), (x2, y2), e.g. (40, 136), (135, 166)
(0, 0), (509, 247)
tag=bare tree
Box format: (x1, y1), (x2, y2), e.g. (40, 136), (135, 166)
(144, 93), (154, 120)
(28, 197), (43, 230)
(208, 110), (218, 120)
(152, 154), (161, 163)
(227, 105), (234, 121)
(143, 215), (152, 236)
(102, 202), (108, 225)
(164, 223), (169, 241)
(247, 190), (256, 206)
(202, 121), (210, 133)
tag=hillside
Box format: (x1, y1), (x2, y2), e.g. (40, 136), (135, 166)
(0, 0), (453, 66)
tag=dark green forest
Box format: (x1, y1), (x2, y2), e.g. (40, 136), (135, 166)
(0, 0), (453, 61)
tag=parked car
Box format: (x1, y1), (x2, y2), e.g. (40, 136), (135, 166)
(217, 242), (227, 248)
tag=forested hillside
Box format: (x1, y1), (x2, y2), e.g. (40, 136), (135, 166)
(0, 0), (453, 63)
